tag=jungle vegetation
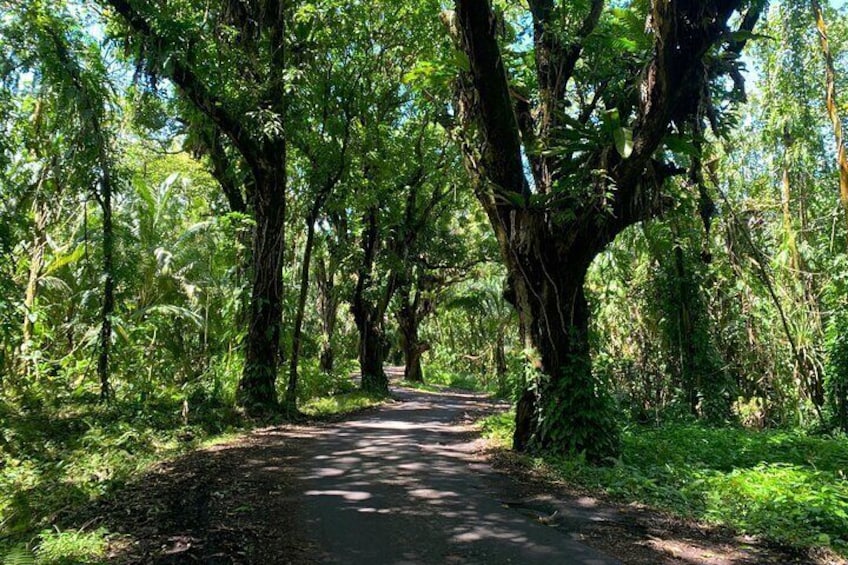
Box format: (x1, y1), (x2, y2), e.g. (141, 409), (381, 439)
(2, 0), (848, 560)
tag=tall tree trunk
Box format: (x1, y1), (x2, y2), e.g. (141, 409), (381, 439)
(238, 160), (286, 412)
(98, 170), (115, 401)
(397, 285), (428, 383)
(316, 252), (338, 373)
(506, 217), (616, 457)
(285, 210), (317, 413)
(356, 309), (386, 393)
(352, 207), (388, 395)
(399, 324), (426, 384)
(285, 135), (347, 398)
(319, 213), (349, 374)
(494, 328), (508, 394)
(448, 0), (749, 460)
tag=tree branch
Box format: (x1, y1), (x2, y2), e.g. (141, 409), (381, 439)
(103, 0), (260, 164)
(454, 1), (529, 200)
(531, 0), (603, 126)
(621, 1), (742, 187)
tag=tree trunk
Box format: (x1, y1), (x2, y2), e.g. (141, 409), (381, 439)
(400, 331), (426, 384)
(238, 160), (286, 412)
(284, 211), (317, 414)
(319, 344), (334, 374)
(356, 309), (387, 393)
(98, 171), (115, 401)
(398, 292), (428, 383)
(505, 213), (619, 460)
(448, 0), (752, 461)
(495, 329), (507, 393)
(403, 344), (425, 383)
(352, 207), (388, 395)
(315, 231), (347, 374)
(316, 252), (338, 373)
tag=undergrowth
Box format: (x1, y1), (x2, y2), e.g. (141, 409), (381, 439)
(300, 390), (384, 417)
(0, 371), (376, 564)
(0, 391), (245, 564)
(410, 367), (486, 392)
(480, 413), (848, 556)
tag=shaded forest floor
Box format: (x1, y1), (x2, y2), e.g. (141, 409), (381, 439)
(47, 376), (836, 564)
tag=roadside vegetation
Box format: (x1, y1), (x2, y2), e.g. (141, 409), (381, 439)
(0, 368), (384, 562)
(482, 412), (848, 557)
(3, 0), (848, 563)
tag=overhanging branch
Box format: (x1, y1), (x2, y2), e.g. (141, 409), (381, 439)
(103, 0), (261, 165)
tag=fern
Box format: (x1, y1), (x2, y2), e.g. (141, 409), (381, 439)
(3, 546), (36, 565)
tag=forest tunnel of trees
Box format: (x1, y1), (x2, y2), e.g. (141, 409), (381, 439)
(3, 0), (848, 560)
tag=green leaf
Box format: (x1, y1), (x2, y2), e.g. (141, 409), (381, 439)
(614, 127), (633, 159)
(663, 135), (699, 157)
(453, 49), (470, 72)
(3, 546), (36, 565)
(43, 244), (85, 276)
(501, 191), (527, 208)
(601, 108), (621, 135)
(727, 30), (772, 43)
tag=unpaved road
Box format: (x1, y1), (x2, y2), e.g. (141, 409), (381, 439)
(74, 383), (817, 564)
(296, 387), (617, 564)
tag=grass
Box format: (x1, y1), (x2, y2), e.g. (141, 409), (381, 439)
(0, 392), (246, 564)
(300, 390), (385, 417)
(406, 367), (487, 392)
(0, 384), (385, 564)
(398, 380), (449, 393)
(480, 412), (848, 556)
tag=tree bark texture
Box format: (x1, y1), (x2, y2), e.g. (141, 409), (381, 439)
(238, 159), (287, 412)
(397, 282), (431, 383)
(316, 249), (339, 373)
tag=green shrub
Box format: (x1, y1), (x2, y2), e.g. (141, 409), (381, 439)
(300, 390), (384, 417)
(825, 310), (848, 432)
(479, 410), (514, 447)
(293, 360), (357, 402)
(35, 529), (109, 564)
(479, 415), (848, 555)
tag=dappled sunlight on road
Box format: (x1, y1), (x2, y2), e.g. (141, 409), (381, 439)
(292, 387), (618, 564)
(62, 382), (794, 564)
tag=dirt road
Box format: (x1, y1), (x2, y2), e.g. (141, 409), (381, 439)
(84, 385), (618, 564)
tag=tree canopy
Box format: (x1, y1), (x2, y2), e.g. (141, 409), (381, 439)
(3, 0), (848, 558)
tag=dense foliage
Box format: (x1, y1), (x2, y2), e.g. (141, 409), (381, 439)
(483, 413), (848, 553)
(2, 0), (848, 561)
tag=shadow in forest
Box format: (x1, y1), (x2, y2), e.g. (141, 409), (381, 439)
(56, 387), (810, 564)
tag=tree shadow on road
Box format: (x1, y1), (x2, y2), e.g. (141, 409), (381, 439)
(58, 388), (821, 564)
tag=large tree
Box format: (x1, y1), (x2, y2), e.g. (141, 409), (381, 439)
(447, 0), (763, 459)
(102, 0), (292, 411)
